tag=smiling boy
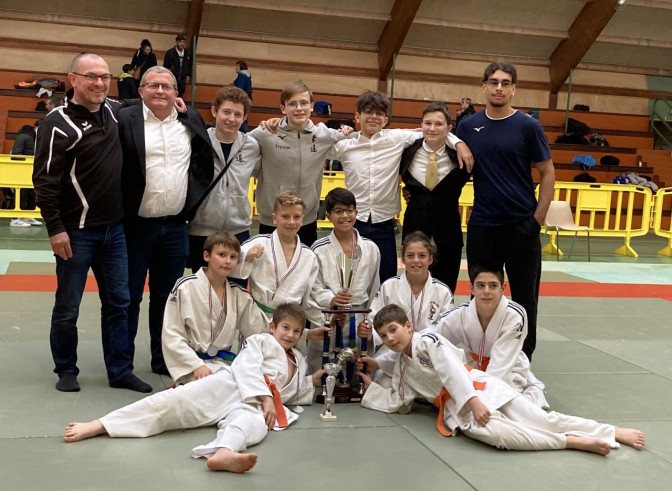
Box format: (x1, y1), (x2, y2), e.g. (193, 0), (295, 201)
(433, 263), (548, 408)
(359, 305), (644, 457)
(64, 304), (324, 473)
(308, 188), (381, 369)
(250, 81), (351, 246)
(161, 232), (266, 385)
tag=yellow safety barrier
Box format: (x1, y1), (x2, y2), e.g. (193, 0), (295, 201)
(316, 171), (346, 228)
(541, 181), (653, 258)
(652, 187), (672, 256)
(0, 154), (42, 219)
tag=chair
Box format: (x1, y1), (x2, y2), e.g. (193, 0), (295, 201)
(544, 201), (591, 261)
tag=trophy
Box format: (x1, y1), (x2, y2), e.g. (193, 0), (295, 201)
(319, 363), (341, 421)
(317, 308), (371, 404)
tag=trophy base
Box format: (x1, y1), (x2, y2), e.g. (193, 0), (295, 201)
(316, 385), (363, 404)
(319, 412), (338, 422)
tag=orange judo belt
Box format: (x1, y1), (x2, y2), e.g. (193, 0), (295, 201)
(432, 365), (486, 437)
(264, 375), (288, 428)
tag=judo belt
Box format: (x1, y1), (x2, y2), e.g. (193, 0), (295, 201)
(470, 352), (490, 372)
(432, 365), (486, 437)
(196, 350), (236, 362)
(264, 375), (288, 428)
(255, 300), (275, 315)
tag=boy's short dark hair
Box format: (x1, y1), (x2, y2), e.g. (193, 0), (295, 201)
(468, 262), (505, 285)
(356, 90), (389, 115)
(422, 101), (451, 125)
(483, 60), (517, 84)
(281, 80), (312, 105)
(203, 231), (241, 255)
(176, 33), (186, 41)
(373, 304), (409, 332)
(236, 60), (248, 71)
(212, 85), (251, 116)
(325, 187), (356, 213)
(122, 64), (133, 74)
(274, 191), (306, 212)
(272, 303), (307, 328)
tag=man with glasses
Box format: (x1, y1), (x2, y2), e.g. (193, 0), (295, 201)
(456, 61), (555, 361)
(118, 66), (214, 377)
(33, 53), (152, 393)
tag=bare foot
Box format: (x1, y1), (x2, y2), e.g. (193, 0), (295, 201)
(207, 448), (258, 473)
(566, 436), (611, 456)
(616, 427), (645, 450)
(63, 420), (107, 443)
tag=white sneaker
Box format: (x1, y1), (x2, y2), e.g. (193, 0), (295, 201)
(10, 218), (31, 227)
(23, 218), (42, 226)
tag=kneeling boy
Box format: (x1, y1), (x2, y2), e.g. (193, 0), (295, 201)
(162, 232), (266, 385)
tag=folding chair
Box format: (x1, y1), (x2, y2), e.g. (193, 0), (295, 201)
(544, 201), (591, 261)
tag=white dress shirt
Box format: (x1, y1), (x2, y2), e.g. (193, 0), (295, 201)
(138, 104), (192, 218)
(409, 141), (457, 186)
(332, 129), (462, 223)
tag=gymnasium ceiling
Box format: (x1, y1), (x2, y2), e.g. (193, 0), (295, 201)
(190, 0), (672, 89)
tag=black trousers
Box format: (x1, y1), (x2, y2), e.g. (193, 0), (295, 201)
(466, 217), (541, 360)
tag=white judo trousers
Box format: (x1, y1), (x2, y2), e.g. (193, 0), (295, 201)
(100, 333), (315, 456)
(100, 368), (267, 453)
(362, 332), (617, 452)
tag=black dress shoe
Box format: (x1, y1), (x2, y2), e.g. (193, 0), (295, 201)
(56, 373), (80, 392)
(152, 365), (171, 376)
(109, 373), (153, 393)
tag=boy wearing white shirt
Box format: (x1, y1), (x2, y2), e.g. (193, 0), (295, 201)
(331, 91), (474, 283)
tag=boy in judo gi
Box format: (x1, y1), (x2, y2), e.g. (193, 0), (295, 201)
(433, 263), (548, 408)
(308, 187), (381, 370)
(162, 231), (267, 385)
(64, 304), (324, 474)
(358, 304), (644, 456)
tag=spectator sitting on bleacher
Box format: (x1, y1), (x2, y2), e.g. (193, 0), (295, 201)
(10, 122), (42, 227)
(117, 64), (139, 100)
(46, 94), (65, 113)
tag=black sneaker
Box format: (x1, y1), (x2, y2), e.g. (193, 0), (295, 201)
(109, 373), (153, 393)
(56, 373), (80, 392)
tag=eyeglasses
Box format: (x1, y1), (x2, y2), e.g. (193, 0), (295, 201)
(362, 109), (387, 118)
(140, 83), (177, 92)
(485, 79), (513, 88)
(73, 72), (112, 83)
(330, 207), (356, 216)
(285, 100), (311, 109)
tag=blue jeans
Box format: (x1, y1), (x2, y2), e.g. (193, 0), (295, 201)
(126, 217), (189, 371)
(51, 224), (132, 381)
(355, 218), (398, 284)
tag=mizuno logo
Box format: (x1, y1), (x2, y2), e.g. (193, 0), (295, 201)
(474, 126), (485, 132)
(277, 135), (287, 140)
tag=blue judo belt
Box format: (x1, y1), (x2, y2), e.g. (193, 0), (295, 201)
(196, 350), (237, 362)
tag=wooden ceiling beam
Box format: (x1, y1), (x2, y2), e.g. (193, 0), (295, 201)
(184, 0), (205, 49)
(549, 0), (619, 96)
(377, 0), (423, 83)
